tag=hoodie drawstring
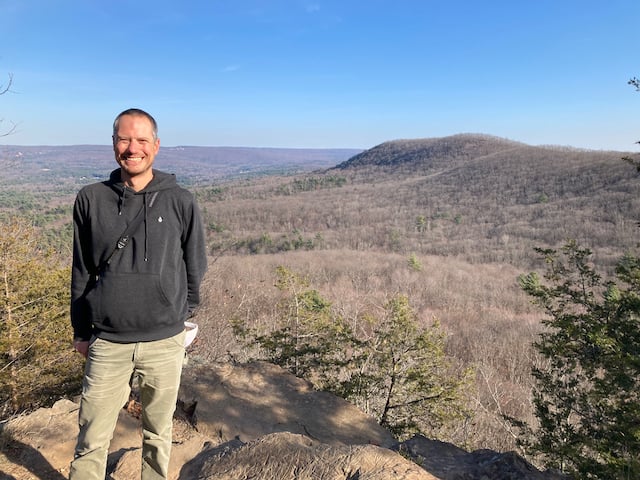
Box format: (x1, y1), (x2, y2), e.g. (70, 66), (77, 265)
(143, 192), (159, 262)
(143, 193), (149, 261)
(118, 188), (126, 215)
(119, 188), (160, 262)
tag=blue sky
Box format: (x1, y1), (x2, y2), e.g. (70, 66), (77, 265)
(1, 0), (638, 150)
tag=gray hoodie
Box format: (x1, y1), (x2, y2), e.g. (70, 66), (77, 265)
(71, 169), (207, 343)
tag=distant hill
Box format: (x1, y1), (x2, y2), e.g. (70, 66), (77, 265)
(0, 144), (362, 186)
(193, 133), (639, 269)
(332, 133), (635, 174)
(335, 134), (525, 170)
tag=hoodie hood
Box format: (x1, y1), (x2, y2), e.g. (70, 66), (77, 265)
(108, 168), (177, 200)
(108, 168), (178, 213)
(108, 168), (178, 191)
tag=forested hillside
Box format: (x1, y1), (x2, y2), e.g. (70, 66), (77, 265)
(2, 134), (638, 469)
(204, 134), (638, 270)
(190, 134), (640, 460)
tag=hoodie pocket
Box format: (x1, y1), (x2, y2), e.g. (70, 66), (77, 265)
(86, 272), (174, 332)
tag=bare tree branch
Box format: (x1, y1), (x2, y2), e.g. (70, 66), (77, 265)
(0, 119), (17, 137)
(0, 72), (12, 95)
(1, 73), (17, 137)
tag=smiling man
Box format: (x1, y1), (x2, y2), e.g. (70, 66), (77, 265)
(69, 108), (207, 480)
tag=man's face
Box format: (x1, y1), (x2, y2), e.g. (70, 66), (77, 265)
(112, 114), (160, 181)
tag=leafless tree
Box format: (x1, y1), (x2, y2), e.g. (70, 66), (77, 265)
(1, 73), (17, 137)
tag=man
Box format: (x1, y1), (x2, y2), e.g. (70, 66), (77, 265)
(69, 108), (207, 479)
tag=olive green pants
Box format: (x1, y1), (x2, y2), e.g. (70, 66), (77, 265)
(69, 331), (185, 480)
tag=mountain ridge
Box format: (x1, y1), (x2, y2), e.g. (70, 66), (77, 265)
(333, 133), (631, 171)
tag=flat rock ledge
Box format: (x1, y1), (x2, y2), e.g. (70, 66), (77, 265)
(0, 361), (566, 480)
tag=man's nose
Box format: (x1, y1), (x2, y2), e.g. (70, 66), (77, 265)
(126, 139), (142, 152)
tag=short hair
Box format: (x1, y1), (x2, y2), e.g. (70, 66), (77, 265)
(112, 108), (158, 140)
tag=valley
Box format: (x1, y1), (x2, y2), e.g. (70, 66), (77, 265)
(1, 133), (638, 454)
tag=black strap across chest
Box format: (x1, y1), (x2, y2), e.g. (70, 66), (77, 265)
(95, 204), (146, 277)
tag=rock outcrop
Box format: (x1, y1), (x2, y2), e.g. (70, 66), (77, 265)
(0, 361), (564, 480)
